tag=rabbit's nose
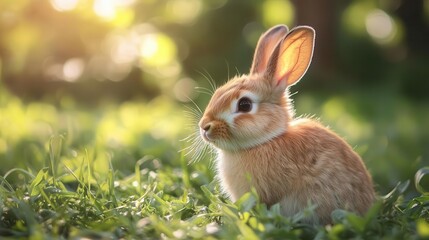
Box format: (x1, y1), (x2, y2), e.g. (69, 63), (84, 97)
(202, 123), (211, 132)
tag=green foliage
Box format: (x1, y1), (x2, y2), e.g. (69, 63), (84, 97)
(1, 83), (429, 239)
(1, 162), (428, 239)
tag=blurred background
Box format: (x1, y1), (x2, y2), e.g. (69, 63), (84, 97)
(0, 0), (428, 196)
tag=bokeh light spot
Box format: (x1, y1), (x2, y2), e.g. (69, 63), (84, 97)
(140, 34), (159, 59)
(342, 1), (375, 36)
(156, 61), (182, 78)
(166, 0), (202, 24)
(112, 8), (135, 28)
(243, 22), (264, 47)
(262, 0), (294, 27)
(139, 34), (177, 67)
(50, 0), (79, 12)
(109, 35), (138, 64)
(94, 0), (116, 20)
(63, 58), (85, 82)
(365, 9), (395, 43)
(5, 24), (40, 73)
(173, 77), (197, 102)
(322, 97), (372, 141)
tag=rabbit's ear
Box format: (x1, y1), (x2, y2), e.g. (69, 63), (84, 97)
(250, 25), (289, 75)
(266, 26), (315, 89)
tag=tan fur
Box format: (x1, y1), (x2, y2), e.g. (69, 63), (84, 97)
(198, 25), (375, 225)
(218, 119), (374, 224)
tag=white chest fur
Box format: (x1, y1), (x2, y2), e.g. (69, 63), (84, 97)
(216, 148), (325, 224)
(216, 150), (252, 201)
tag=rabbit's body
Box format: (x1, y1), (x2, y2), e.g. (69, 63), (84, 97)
(217, 118), (374, 224)
(198, 25), (375, 224)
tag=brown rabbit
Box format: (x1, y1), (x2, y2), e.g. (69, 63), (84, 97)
(197, 25), (375, 224)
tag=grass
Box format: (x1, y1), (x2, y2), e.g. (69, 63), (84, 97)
(0, 84), (429, 239)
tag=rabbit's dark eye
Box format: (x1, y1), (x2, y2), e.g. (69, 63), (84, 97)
(237, 97), (252, 112)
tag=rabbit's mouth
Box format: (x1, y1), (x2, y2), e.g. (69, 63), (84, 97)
(201, 130), (211, 142)
(200, 127), (228, 149)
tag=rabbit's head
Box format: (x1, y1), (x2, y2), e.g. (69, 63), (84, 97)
(199, 25), (315, 151)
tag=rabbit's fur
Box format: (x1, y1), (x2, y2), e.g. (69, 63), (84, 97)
(198, 25), (375, 224)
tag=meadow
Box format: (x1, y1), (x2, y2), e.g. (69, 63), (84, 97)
(1, 81), (429, 239)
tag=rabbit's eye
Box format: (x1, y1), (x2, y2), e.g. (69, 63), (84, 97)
(238, 97), (252, 112)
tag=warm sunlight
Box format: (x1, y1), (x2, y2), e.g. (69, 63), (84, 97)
(63, 58), (85, 82)
(139, 33), (177, 67)
(93, 0), (116, 20)
(50, 0), (79, 12)
(139, 34), (159, 59)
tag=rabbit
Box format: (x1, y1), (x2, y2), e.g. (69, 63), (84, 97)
(197, 24), (375, 225)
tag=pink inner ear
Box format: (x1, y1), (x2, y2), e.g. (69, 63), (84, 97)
(272, 30), (314, 87)
(275, 72), (290, 87)
(251, 25), (289, 75)
(273, 46), (293, 88)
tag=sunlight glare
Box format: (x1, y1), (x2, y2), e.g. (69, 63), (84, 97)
(50, 0), (79, 12)
(139, 33), (177, 67)
(63, 58), (84, 82)
(94, 0), (116, 20)
(140, 34), (158, 59)
(115, 0), (136, 7)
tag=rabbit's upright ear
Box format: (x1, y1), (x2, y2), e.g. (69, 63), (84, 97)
(266, 26), (315, 89)
(250, 25), (289, 75)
